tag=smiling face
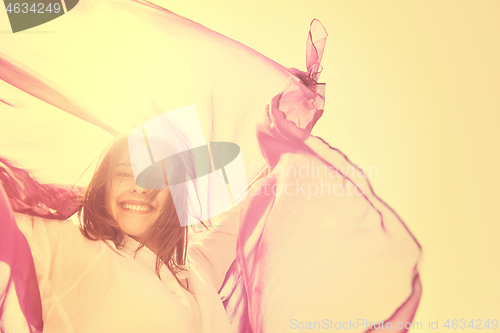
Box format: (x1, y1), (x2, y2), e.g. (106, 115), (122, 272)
(106, 147), (170, 243)
(80, 136), (189, 282)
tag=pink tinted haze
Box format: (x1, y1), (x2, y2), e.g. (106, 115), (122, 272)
(0, 1), (420, 332)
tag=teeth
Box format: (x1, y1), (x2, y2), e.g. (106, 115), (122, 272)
(122, 204), (152, 212)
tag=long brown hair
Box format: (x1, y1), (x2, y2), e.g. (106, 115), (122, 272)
(78, 136), (190, 290)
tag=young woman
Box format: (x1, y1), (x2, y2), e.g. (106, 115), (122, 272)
(0, 2), (421, 331)
(10, 134), (269, 333)
(1, 88), (422, 333)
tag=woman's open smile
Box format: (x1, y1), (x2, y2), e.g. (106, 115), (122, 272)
(119, 200), (154, 213)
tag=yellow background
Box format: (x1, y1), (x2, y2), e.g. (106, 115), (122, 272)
(157, 0), (500, 329)
(2, 0), (499, 331)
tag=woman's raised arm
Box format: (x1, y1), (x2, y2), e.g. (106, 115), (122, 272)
(187, 169), (272, 291)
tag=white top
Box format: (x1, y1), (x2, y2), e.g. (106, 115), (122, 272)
(14, 211), (239, 333)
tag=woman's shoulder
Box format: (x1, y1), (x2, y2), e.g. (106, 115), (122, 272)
(13, 212), (103, 257)
(13, 211), (74, 236)
(14, 211), (79, 235)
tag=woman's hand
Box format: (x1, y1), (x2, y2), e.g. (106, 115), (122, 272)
(259, 79), (324, 146)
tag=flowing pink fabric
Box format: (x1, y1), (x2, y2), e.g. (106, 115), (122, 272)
(0, 183), (43, 332)
(0, 1), (421, 332)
